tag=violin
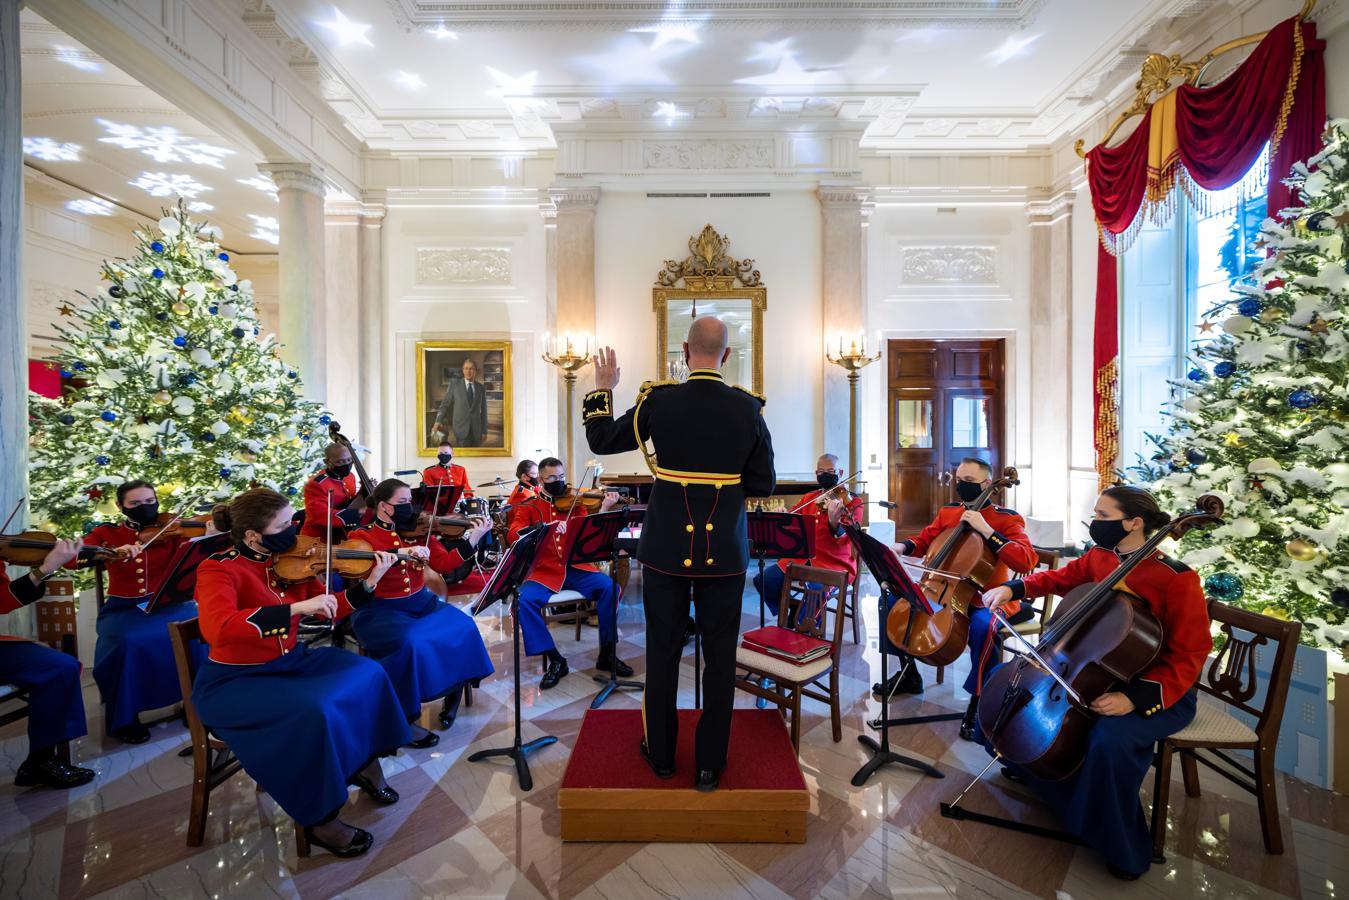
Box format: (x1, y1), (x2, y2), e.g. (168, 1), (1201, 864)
(327, 420), (377, 511)
(551, 488), (631, 513)
(140, 512), (212, 542)
(885, 466), (1020, 667)
(398, 513), (481, 542)
(977, 494), (1223, 782)
(0, 531), (128, 567)
(270, 534), (424, 585)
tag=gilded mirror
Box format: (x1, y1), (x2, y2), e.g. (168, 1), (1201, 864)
(654, 225), (766, 395)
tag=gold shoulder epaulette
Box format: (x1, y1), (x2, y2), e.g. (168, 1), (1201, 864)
(638, 379), (679, 396)
(731, 383), (766, 404)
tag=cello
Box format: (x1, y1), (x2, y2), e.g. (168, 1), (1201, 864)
(977, 494), (1223, 781)
(885, 466), (1020, 666)
(327, 420), (377, 512)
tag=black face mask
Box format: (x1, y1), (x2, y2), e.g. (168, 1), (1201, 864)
(542, 480), (568, 499)
(528, 476), (540, 487)
(123, 502), (160, 528)
(329, 463), (353, 479)
(437, 453), (452, 464)
(816, 472), (839, 489)
(390, 503), (418, 528)
(955, 481), (986, 504)
(259, 524), (297, 555)
(1089, 518), (1130, 551)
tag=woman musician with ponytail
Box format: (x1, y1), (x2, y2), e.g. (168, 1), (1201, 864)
(980, 485), (1212, 881)
(192, 488), (411, 858)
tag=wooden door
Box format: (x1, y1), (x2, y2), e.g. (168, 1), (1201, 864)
(887, 339), (1006, 535)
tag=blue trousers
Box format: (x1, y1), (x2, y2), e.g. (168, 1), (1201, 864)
(752, 565), (827, 622)
(1006, 689), (1198, 876)
(518, 570), (618, 657)
(94, 597), (204, 732)
(0, 640), (86, 752)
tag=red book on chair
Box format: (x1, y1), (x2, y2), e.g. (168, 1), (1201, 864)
(741, 626), (832, 665)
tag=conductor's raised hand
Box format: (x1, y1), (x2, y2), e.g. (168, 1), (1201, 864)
(593, 347), (621, 391)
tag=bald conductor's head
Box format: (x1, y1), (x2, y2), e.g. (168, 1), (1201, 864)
(684, 316), (731, 370)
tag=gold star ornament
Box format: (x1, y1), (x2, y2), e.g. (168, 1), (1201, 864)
(1197, 319), (1216, 333)
(1223, 432), (1244, 447)
(57, 303), (75, 317)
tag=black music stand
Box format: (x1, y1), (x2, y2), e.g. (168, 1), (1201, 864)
(564, 509), (645, 709)
(747, 512), (814, 629)
(845, 525), (944, 785)
(143, 533), (231, 614)
(467, 524), (556, 791)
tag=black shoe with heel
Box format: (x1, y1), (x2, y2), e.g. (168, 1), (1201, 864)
(438, 685), (464, 730)
(350, 772), (399, 804)
(303, 824), (374, 858)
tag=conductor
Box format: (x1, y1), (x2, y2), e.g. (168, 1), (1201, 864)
(584, 316), (775, 791)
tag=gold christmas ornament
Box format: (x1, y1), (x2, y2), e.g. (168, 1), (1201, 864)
(1260, 606), (1290, 621)
(1285, 538), (1318, 561)
(1223, 432), (1244, 447)
(152, 390), (172, 406)
(1259, 307), (1287, 323)
(172, 301), (190, 315)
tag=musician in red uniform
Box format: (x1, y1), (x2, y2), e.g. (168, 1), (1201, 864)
(346, 479), (494, 738)
(983, 485), (1211, 880)
(420, 442), (474, 515)
(753, 454), (863, 617)
(300, 443), (360, 539)
(1, 540), (96, 789)
(507, 457), (630, 689)
(193, 488), (411, 858)
(883, 458), (1037, 743)
(76, 481), (207, 744)
(506, 459), (540, 507)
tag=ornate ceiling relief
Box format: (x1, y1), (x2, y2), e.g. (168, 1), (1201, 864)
(415, 248), (513, 285)
(643, 140), (774, 171)
(901, 247), (997, 285)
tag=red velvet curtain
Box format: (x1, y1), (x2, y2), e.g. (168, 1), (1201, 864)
(1084, 16), (1324, 488)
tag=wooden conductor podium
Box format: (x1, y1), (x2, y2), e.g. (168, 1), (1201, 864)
(558, 708), (809, 843)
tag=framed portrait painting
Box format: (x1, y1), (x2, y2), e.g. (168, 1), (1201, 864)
(415, 340), (512, 457)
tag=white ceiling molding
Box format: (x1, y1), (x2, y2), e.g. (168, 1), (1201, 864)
(382, 0), (1046, 30)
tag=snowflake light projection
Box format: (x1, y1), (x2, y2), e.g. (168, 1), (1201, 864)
(249, 214), (280, 245)
(98, 120), (235, 168)
(238, 175), (279, 198)
(129, 171), (212, 199)
(187, 201), (215, 212)
(66, 197), (114, 216)
(23, 137), (81, 161)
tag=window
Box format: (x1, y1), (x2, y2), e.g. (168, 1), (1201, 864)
(1119, 148), (1268, 473)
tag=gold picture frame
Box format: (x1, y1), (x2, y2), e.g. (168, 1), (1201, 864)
(653, 225), (766, 395)
(415, 340), (512, 457)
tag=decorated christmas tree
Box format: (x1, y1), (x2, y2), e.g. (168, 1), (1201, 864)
(28, 203), (331, 539)
(1141, 119), (1349, 654)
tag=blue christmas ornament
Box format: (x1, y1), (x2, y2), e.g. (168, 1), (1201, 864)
(1214, 361), (1237, 377)
(155, 312), (168, 321)
(108, 320), (121, 330)
(100, 411), (116, 422)
(150, 241), (165, 253)
(231, 327), (246, 338)
(1237, 298), (1262, 317)
(201, 432), (217, 443)
(1185, 449), (1207, 465)
(299, 433), (311, 441)
(73, 362), (86, 371)
(1187, 368), (1207, 383)
(286, 370), (298, 380)
(219, 467), (232, 478)
(95, 455), (110, 465)
(218, 252), (229, 261)
(59, 368), (73, 378)
(152, 268), (165, 279)
(178, 372), (198, 386)
(318, 415), (332, 426)
(207, 306), (218, 315)
(108, 285), (125, 298)
(253, 327), (260, 336)
(1204, 572), (1244, 602)
(1289, 389), (1319, 409)
(286, 486), (298, 496)
(58, 414), (74, 426)
(229, 284), (239, 292)
(173, 336), (187, 348)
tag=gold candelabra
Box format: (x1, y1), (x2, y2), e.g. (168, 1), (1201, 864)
(826, 332), (881, 481)
(542, 333), (593, 472)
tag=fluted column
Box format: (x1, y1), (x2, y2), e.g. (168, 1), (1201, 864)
(548, 185), (599, 469)
(818, 185), (871, 469)
(358, 202), (386, 472)
(1025, 191), (1076, 540)
(261, 162), (328, 401)
(323, 202), (360, 432)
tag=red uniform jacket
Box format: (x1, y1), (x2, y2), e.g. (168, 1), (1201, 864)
(195, 543), (366, 665)
(0, 562), (44, 616)
(421, 463), (473, 514)
(301, 471), (359, 539)
(777, 489), (865, 579)
(506, 482), (539, 507)
(345, 519), (470, 599)
(1009, 546), (1212, 716)
(75, 521), (185, 598)
(901, 503), (1037, 616)
(507, 496), (599, 593)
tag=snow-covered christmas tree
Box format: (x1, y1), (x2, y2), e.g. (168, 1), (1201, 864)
(28, 203), (331, 538)
(1142, 119), (1349, 655)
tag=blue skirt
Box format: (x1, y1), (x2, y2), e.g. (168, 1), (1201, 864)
(94, 596), (205, 732)
(192, 644), (411, 827)
(352, 588), (494, 720)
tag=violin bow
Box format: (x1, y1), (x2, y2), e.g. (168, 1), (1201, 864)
(324, 487), (335, 632)
(0, 497), (25, 534)
(424, 479), (444, 550)
(787, 472), (863, 515)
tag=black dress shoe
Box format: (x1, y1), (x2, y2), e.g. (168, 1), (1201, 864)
(540, 658), (569, 690)
(958, 696), (979, 742)
(350, 773), (399, 804)
(304, 825), (374, 858)
(406, 729), (440, 749)
(695, 769), (720, 793)
(113, 721), (151, 744)
(639, 740), (675, 779)
(596, 654), (634, 677)
(872, 666), (923, 697)
(1107, 863), (1142, 881)
(438, 685), (464, 729)
(15, 757), (96, 789)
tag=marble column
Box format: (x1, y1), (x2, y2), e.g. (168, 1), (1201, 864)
(260, 163), (328, 402)
(1025, 191), (1076, 543)
(0, 0), (28, 638)
(358, 202), (386, 473)
(817, 185), (872, 474)
(323, 202), (360, 435)
(548, 186), (599, 470)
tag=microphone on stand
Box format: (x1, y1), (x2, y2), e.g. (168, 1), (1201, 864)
(874, 500), (898, 510)
(393, 469), (419, 477)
